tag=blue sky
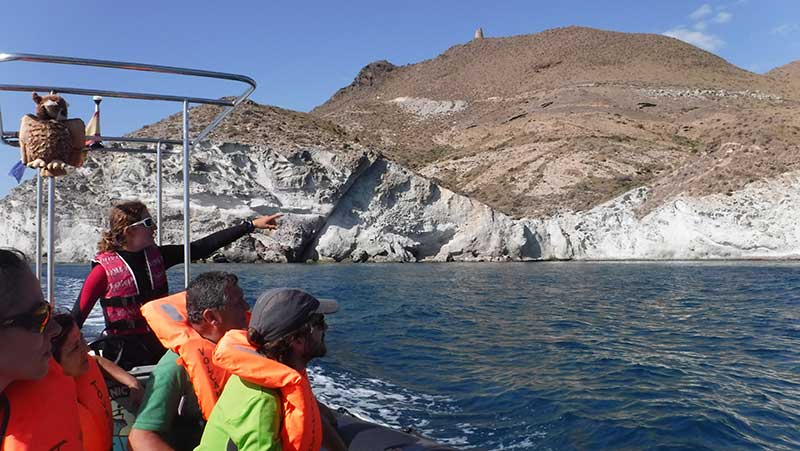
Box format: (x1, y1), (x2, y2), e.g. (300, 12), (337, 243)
(0, 0), (797, 196)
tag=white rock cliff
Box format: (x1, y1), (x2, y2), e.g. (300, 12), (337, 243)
(0, 142), (798, 262)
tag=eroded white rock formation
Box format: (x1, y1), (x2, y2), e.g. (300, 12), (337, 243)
(547, 173), (800, 259)
(312, 159), (536, 262)
(389, 97), (467, 119)
(1, 141), (798, 263)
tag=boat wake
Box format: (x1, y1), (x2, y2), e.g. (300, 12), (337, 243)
(308, 364), (476, 447)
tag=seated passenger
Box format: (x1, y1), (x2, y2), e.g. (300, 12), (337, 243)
(128, 271), (250, 451)
(197, 288), (345, 451)
(72, 200), (281, 368)
(0, 249), (82, 450)
(50, 313), (144, 451)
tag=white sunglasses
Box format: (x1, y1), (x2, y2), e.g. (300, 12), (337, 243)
(126, 217), (156, 230)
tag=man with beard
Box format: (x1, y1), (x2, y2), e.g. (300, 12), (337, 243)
(197, 288), (345, 451)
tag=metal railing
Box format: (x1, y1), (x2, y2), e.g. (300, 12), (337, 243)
(0, 52), (256, 305)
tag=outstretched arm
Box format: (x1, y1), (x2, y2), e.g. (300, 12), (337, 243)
(160, 214), (283, 267)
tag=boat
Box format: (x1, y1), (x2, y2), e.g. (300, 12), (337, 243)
(335, 409), (463, 451)
(1, 52), (469, 450)
(97, 354), (464, 450)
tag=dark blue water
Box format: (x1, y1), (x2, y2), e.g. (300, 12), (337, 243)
(52, 262), (800, 450)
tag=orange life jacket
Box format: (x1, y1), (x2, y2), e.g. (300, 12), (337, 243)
(213, 329), (322, 451)
(141, 291), (231, 420)
(2, 359), (83, 451)
(75, 356), (113, 451)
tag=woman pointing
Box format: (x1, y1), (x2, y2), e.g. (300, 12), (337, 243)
(72, 200), (281, 368)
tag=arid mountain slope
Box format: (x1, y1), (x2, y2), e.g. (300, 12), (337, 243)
(767, 60), (800, 94)
(312, 26), (799, 218)
(3, 31), (799, 263)
(130, 99), (357, 152)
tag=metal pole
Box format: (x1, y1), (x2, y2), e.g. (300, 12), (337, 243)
(35, 173), (42, 281)
(47, 177), (55, 306)
(156, 141), (162, 246)
(182, 100), (191, 288)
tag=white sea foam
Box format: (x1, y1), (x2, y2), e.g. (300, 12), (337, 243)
(308, 365), (479, 446)
(492, 437), (539, 450)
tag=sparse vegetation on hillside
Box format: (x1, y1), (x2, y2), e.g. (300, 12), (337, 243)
(312, 26), (800, 217)
(116, 27), (800, 220)
(128, 99), (360, 154)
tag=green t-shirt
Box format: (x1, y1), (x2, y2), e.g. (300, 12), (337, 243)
(195, 375), (282, 451)
(133, 350), (204, 451)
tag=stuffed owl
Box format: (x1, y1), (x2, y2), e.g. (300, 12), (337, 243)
(19, 92), (86, 177)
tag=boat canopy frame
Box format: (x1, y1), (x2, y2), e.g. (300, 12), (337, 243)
(0, 52), (256, 306)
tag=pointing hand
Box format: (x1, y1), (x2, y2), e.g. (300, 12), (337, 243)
(252, 213), (283, 230)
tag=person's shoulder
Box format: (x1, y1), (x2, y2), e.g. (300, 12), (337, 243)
(224, 375), (280, 401)
(92, 252), (117, 266)
(136, 351), (188, 416)
(244, 378), (281, 397)
(212, 376), (281, 433)
(155, 349), (180, 364)
(116, 249), (143, 258)
(151, 350), (188, 379)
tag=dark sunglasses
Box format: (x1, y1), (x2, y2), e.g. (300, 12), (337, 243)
(0, 301), (51, 334)
(309, 313), (327, 330)
(126, 217), (156, 230)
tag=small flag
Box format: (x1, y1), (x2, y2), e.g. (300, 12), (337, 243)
(85, 111), (102, 148)
(8, 160), (25, 183)
(85, 96), (103, 149)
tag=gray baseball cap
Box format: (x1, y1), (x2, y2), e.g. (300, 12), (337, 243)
(249, 288), (339, 342)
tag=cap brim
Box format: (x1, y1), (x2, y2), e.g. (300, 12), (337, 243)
(315, 298), (339, 314)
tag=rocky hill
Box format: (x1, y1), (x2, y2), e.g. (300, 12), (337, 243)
(1, 26), (799, 263)
(313, 26), (799, 218)
(767, 60), (800, 93)
(320, 26), (777, 108)
(0, 101), (544, 263)
(131, 100), (355, 152)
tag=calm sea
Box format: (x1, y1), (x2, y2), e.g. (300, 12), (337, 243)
(51, 262), (800, 450)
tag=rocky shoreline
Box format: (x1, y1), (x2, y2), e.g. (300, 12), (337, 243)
(2, 141), (798, 263)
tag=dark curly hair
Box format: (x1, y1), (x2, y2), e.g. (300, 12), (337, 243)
(186, 272), (239, 324)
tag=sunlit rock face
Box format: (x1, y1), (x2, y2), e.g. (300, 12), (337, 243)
(1, 141), (798, 263)
(0, 142), (375, 263)
(311, 159), (537, 263)
(544, 173), (800, 260)
(312, 162), (800, 262)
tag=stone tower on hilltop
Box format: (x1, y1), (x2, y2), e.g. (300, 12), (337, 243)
(474, 27), (484, 39)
